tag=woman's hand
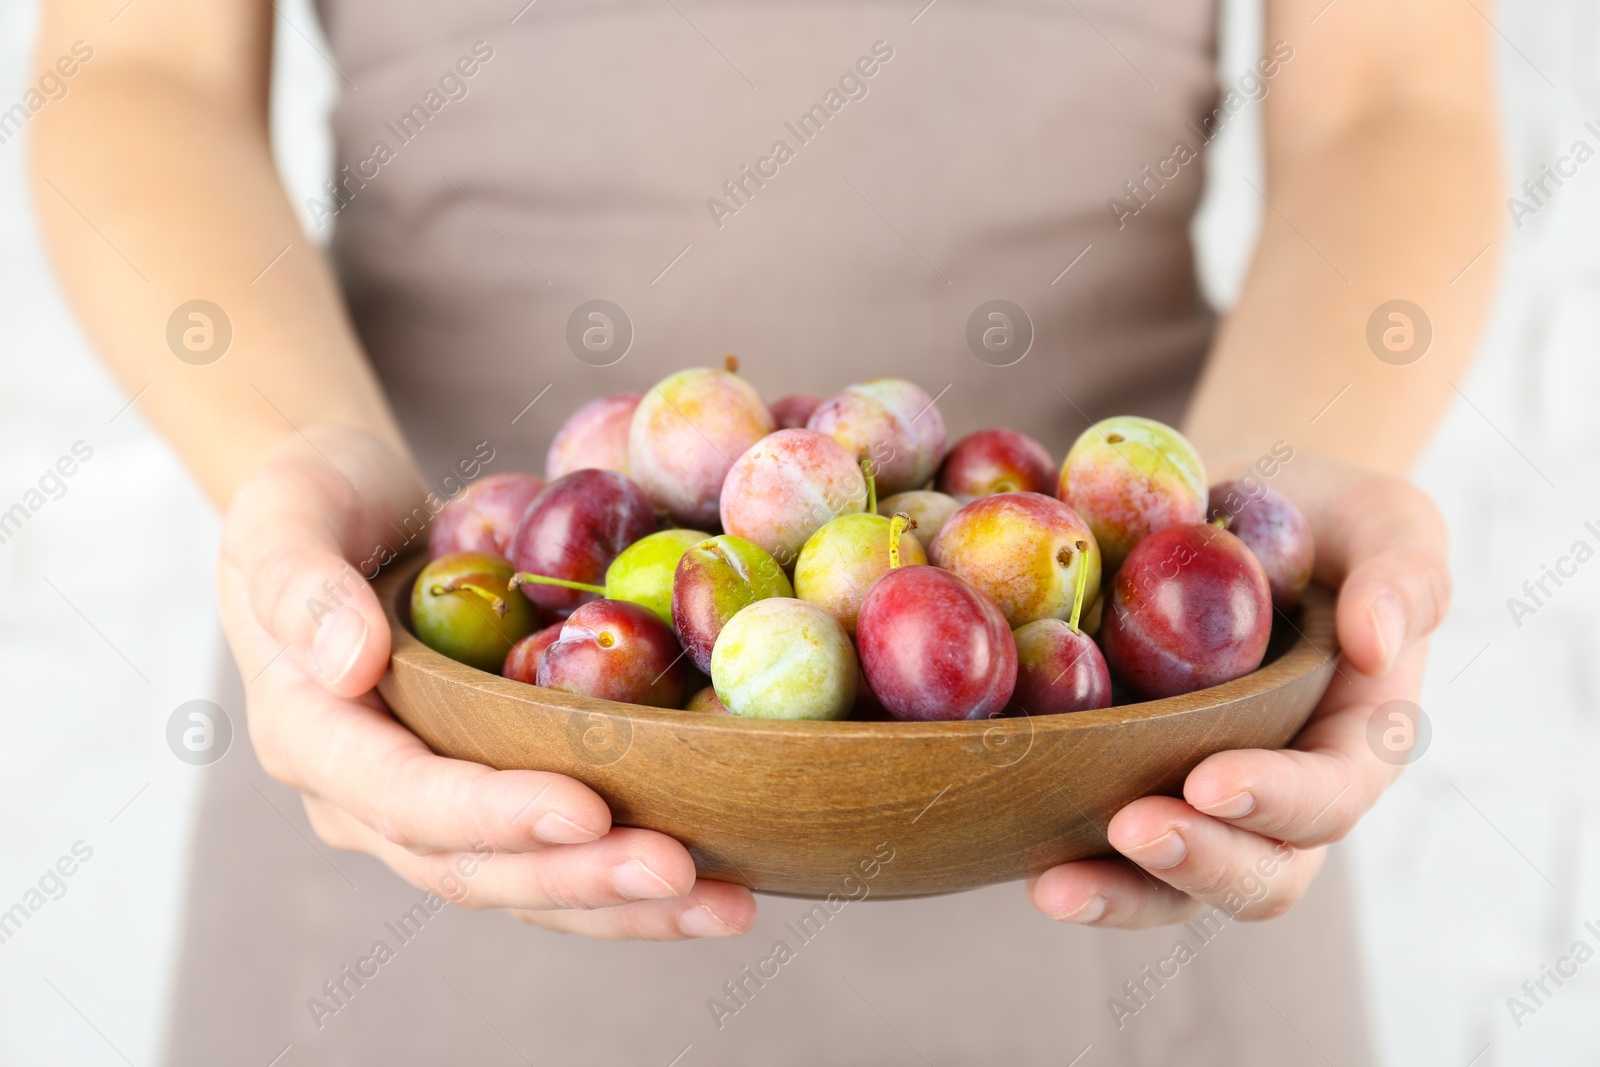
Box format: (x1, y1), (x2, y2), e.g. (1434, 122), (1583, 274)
(218, 425), (756, 939)
(1029, 451), (1450, 926)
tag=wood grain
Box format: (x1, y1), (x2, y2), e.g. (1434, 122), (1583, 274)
(376, 558), (1338, 899)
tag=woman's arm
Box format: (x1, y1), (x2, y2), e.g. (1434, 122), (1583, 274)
(1186, 0), (1501, 474)
(1031, 0), (1501, 926)
(33, 0), (407, 504)
(33, 0), (754, 940)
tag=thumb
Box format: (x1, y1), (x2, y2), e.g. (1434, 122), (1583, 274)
(221, 428), (425, 697)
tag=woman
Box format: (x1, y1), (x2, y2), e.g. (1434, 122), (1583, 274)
(32, 0), (1499, 1061)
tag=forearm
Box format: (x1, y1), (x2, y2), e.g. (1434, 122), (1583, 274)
(1186, 108), (1501, 479)
(31, 29), (410, 507)
(1186, 0), (1501, 480)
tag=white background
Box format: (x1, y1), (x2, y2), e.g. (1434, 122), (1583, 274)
(1, 0), (1597, 1063)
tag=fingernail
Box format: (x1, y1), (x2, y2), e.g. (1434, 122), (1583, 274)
(612, 859), (680, 901)
(1197, 791), (1255, 819)
(533, 813), (601, 844)
(1123, 830), (1187, 870)
(679, 905), (740, 938)
(1370, 592), (1405, 671)
(1055, 894), (1107, 924)
(313, 606), (367, 686)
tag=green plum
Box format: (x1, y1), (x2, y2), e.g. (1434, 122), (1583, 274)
(603, 528), (711, 624)
(710, 598), (857, 720)
(792, 511), (925, 634)
(513, 527), (709, 626)
(411, 552), (541, 673)
(671, 534), (794, 673)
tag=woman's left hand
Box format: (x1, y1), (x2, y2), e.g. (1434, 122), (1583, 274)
(1029, 451), (1451, 926)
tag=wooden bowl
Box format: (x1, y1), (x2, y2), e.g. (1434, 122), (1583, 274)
(376, 558), (1338, 900)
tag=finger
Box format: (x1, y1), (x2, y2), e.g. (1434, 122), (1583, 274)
(306, 798), (701, 911)
(220, 429), (423, 695)
(1184, 641), (1429, 845)
(1107, 796), (1326, 922)
(1285, 464), (1451, 676)
(1028, 858), (1201, 929)
(451, 828), (695, 910)
(285, 680), (613, 852)
(513, 878), (757, 940)
(307, 799), (755, 940)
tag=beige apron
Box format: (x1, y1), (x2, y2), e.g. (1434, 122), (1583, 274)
(165, 2), (1372, 1062)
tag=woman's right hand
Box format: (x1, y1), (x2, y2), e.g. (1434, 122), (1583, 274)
(217, 425), (756, 939)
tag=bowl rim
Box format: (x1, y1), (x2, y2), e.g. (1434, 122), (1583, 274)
(380, 555), (1339, 739)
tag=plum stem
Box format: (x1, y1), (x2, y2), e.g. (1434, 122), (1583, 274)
(431, 579), (511, 617)
(724, 353), (740, 374)
(888, 512), (915, 569)
(509, 572), (607, 597)
(861, 458), (877, 514)
(1067, 540), (1090, 632)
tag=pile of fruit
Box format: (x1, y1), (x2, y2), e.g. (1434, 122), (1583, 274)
(409, 364), (1314, 721)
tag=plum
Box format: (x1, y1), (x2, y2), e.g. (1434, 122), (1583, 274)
(1007, 532), (1110, 715)
(928, 492), (1101, 629)
(1100, 523), (1272, 699)
(685, 685), (732, 714)
(792, 512), (926, 635)
(876, 490), (959, 551)
(545, 393), (641, 481)
(429, 472), (545, 559)
(506, 469), (657, 616)
(671, 534), (793, 674)
(936, 428), (1055, 502)
(720, 428), (868, 565)
(513, 527), (709, 626)
(856, 565), (1017, 721)
(806, 378), (947, 496)
(537, 599), (688, 708)
(1208, 480), (1314, 611)
(769, 393), (822, 430)
(604, 528), (711, 624)
(411, 552), (541, 673)
(1057, 415), (1207, 572)
(502, 622), (563, 684)
(1010, 620), (1112, 716)
(710, 598), (857, 720)
(629, 366), (774, 528)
